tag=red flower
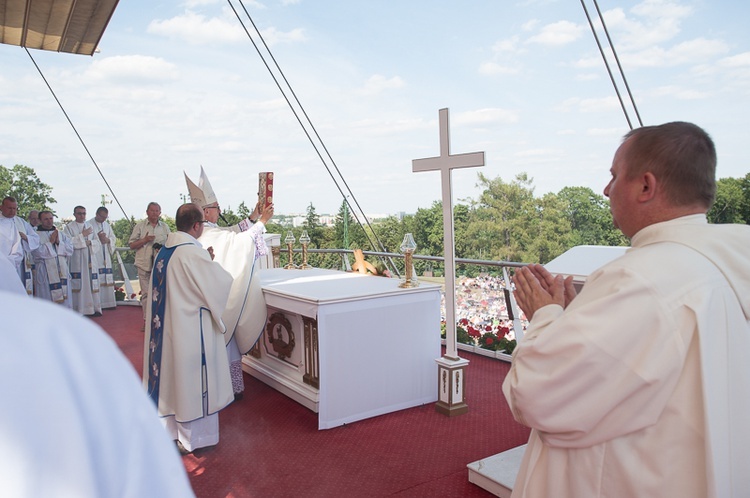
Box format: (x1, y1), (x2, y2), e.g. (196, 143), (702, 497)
(485, 325), (492, 332)
(459, 318), (469, 326)
(467, 326), (481, 338)
(497, 326), (510, 337)
(485, 337), (494, 346)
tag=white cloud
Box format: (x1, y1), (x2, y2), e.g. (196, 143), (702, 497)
(575, 72), (599, 81)
(514, 148), (561, 158)
(183, 0), (223, 7)
(521, 19), (539, 32)
(600, 0), (692, 50)
(557, 96), (620, 113)
(82, 55), (180, 84)
(587, 128), (623, 136)
(492, 36), (521, 54)
(620, 38), (729, 68)
(649, 85), (708, 100)
(147, 9), (304, 46)
(455, 108), (519, 126)
(259, 26), (307, 45)
(527, 20), (584, 46)
(478, 62), (520, 75)
(719, 52), (750, 68)
(356, 75), (405, 96)
(148, 11), (246, 44)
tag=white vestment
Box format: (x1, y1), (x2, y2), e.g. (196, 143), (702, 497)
(0, 290), (195, 498)
(143, 231), (234, 452)
(63, 221), (102, 315)
(32, 229), (74, 307)
(503, 215), (750, 498)
(0, 253), (26, 295)
(198, 220), (268, 353)
(13, 217), (40, 295)
(89, 217), (116, 309)
(0, 215), (23, 281)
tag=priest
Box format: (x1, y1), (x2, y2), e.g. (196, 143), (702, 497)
(504, 122), (750, 497)
(0, 197), (23, 283)
(185, 167), (274, 399)
(1, 197), (40, 294)
(143, 203), (235, 454)
(33, 210), (74, 307)
(63, 206), (102, 316)
(89, 206), (116, 310)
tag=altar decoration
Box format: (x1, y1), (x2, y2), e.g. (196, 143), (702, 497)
(299, 230), (312, 269)
(398, 233), (418, 288)
(351, 249), (378, 275)
(284, 231), (297, 269)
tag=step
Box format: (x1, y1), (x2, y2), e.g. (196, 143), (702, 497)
(467, 444), (526, 497)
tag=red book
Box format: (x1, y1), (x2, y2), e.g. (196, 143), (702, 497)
(259, 172), (273, 210)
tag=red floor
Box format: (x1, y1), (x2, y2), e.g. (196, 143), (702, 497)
(95, 305), (530, 497)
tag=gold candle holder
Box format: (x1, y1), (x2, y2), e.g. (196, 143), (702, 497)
(299, 230), (312, 269)
(284, 231), (297, 269)
(398, 233), (419, 288)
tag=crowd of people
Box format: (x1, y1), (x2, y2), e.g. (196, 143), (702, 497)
(452, 274), (523, 334)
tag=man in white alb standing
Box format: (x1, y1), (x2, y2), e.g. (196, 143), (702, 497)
(185, 167), (273, 399)
(89, 206), (116, 310)
(33, 210), (74, 307)
(64, 206), (102, 316)
(1, 197), (40, 295)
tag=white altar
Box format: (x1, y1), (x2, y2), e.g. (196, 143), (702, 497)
(243, 268), (441, 430)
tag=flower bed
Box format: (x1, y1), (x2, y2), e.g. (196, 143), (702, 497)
(440, 318), (517, 361)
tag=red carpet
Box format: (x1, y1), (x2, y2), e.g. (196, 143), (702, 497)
(94, 306), (530, 497)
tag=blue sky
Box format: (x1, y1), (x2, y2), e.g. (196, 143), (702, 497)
(1, 0), (748, 221)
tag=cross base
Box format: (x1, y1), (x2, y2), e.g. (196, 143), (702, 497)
(435, 355), (470, 417)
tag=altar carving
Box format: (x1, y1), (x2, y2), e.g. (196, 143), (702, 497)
(267, 312), (296, 360)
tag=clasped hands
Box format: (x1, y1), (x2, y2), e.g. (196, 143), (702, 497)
(512, 264), (577, 320)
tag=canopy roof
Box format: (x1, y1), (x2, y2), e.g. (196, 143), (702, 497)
(0, 0), (119, 55)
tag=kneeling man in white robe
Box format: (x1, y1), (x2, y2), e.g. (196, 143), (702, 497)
(143, 203), (235, 454)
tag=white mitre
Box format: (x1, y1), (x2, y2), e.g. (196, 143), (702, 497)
(184, 172), (207, 208)
(185, 166), (219, 209)
(198, 166), (218, 206)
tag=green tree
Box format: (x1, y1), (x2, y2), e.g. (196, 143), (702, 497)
(0, 164), (57, 216)
(238, 201), (252, 220)
(219, 205), (241, 227)
(412, 201), (444, 258)
(473, 172), (537, 262)
(708, 176), (748, 224)
(112, 217), (136, 247)
(303, 203), (324, 247)
(557, 186), (627, 246)
(333, 200), (369, 250)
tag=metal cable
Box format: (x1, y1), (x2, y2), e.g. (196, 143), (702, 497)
(227, 0), (401, 275)
(25, 47), (133, 225)
(592, 0), (643, 127)
(579, 0), (634, 130)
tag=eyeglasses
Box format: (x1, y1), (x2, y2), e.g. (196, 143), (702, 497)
(205, 206), (220, 210)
